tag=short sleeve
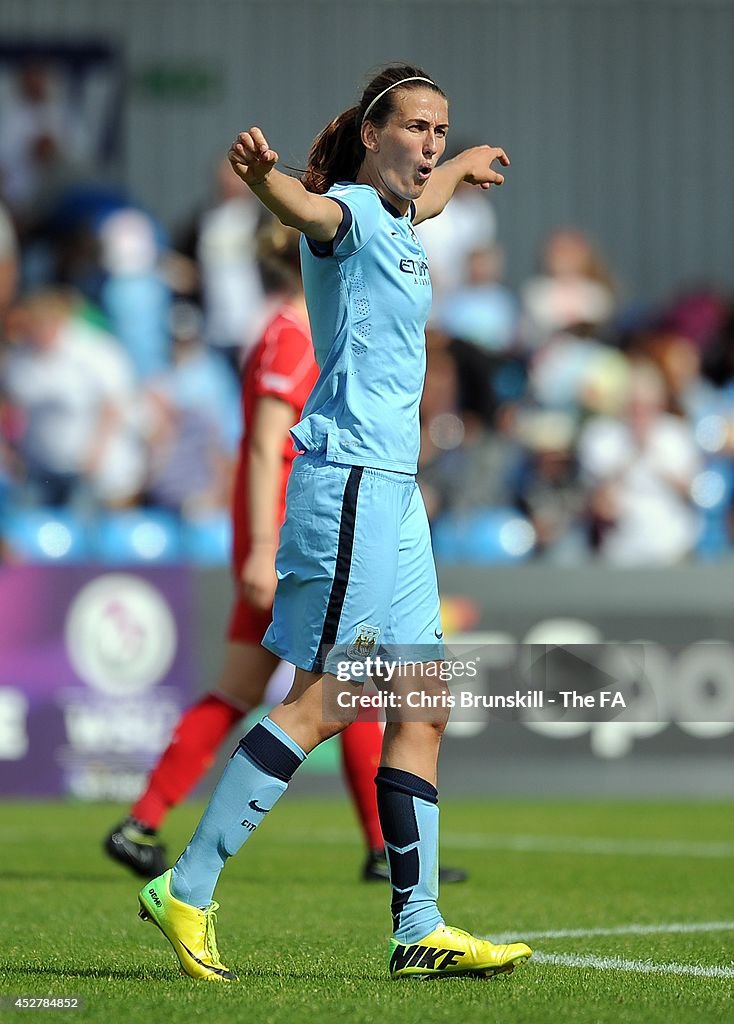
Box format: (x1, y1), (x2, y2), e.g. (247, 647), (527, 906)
(305, 185), (381, 260)
(332, 185), (382, 256)
(253, 322), (317, 412)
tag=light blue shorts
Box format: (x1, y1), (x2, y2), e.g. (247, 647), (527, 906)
(262, 452), (443, 674)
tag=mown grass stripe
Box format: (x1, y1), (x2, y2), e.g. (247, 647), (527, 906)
(441, 833), (734, 858)
(259, 828), (734, 859)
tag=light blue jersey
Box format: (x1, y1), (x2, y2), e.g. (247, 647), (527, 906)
(292, 182), (432, 474)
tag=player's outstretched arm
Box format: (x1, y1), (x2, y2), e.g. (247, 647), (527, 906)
(229, 128), (343, 242)
(412, 145), (510, 225)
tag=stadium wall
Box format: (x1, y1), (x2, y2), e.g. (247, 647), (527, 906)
(1, 0), (732, 302)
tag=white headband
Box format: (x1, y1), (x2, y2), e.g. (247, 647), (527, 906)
(361, 76), (436, 125)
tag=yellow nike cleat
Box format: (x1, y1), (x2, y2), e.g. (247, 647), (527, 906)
(388, 924), (532, 979)
(138, 870), (237, 981)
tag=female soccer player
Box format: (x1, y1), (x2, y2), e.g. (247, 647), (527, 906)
(138, 63), (531, 982)
(105, 223), (454, 882)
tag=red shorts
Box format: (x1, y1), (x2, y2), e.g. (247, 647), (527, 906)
(226, 593), (274, 645)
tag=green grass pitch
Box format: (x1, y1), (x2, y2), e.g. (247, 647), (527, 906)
(1, 798), (732, 1023)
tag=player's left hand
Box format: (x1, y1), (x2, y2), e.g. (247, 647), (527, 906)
(460, 145), (510, 189)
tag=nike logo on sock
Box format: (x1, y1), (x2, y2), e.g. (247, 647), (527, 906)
(248, 799), (271, 814)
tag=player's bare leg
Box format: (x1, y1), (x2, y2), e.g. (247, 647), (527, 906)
(269, 667), (362, 750)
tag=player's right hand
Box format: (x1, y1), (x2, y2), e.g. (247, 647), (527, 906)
(228, 127), (279, 186)
(240, 544), (278, 611)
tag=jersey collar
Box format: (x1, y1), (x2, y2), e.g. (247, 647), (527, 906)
(378, 195), (416, 221)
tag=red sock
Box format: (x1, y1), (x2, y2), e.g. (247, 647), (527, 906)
(339, 717), (384, 852)
(131, 692), (246, 830)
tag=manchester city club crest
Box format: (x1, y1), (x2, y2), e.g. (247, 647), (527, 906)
(346, 623), (381, 660)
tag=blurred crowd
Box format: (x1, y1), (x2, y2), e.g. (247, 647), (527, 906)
(2, 61), (734, 567)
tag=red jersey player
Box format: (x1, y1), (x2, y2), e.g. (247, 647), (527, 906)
(104, 220), (466, 883)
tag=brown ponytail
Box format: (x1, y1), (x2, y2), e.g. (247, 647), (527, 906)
(301, 106), (362, 195)
(301, 63), (445, 195)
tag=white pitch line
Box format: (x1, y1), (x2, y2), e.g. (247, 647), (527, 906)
(528, 951), (734, 979)
(441, 833), (734, 858)
(265, 828), (734, 858)
(494, 921), (734, 942)
(488, 921), (734, 979)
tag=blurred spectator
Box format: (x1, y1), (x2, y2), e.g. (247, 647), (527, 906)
(418, 334), (520, 520)
(151, 299), (241, 454)
(0, 200), (19, 315)
(1, 289), (147, 508)
(418, 330), (462, 468)
(660, 288), (728, 357)
(195, 159), (267, 369)
(0, 64), (90, 222)
(19, 180), (132, 298)
(436, 242), (524, 431)
(635, 329), (720, 427)
(512, 410), (586, 562)
(416, 179), (497, 303)
(99, 208), (171, 379)
(144, 398), (232, 520)
(450, 336), (527, 429)
(578, 361), (701, 565)
(439, 245), (519, 354)
(530, 330), (629, 415)
(143, 301), (238, 518)
(521, 228), (617, 348)
(661, 289), (733, 391)
(420, 409), (521, 524)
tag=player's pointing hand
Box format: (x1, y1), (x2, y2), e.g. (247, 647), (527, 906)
(228, 127), (279, 186)
(459, 145), (510, 190)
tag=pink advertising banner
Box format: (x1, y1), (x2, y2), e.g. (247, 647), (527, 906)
(0, 566), (196, 798)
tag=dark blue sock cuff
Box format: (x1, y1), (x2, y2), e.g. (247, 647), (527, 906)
(239, 723), (303, 782)
(375, 767), (438, 805)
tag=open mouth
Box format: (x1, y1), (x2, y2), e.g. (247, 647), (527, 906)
(417, 164), (433, 182)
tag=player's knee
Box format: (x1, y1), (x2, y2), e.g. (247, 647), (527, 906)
(389, 715), (447, 744)
(315, 718), (353, 742)
(408, 690), (452, 735)
(423, 713), (449, 738)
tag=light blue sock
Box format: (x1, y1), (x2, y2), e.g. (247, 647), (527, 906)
(170, 716), (305, 907)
